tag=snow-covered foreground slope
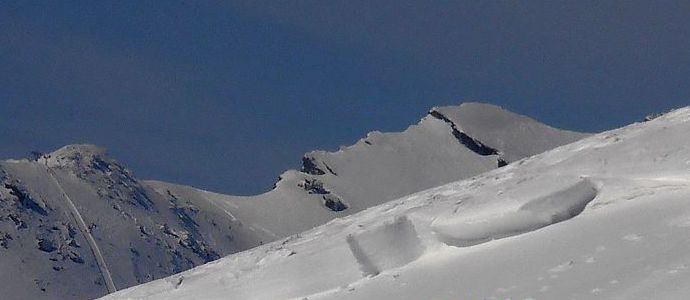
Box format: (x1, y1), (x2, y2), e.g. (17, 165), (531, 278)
(0, 103), (585, 300)
(103, 107), (690, 300)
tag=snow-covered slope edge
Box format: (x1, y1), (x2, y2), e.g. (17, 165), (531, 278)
(103, 107), (690, 300)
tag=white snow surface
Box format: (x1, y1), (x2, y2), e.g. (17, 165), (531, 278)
(0, 103), (585, 300)
(148, 102), (585, 239)
(103, 107), (690, 300)
(433, 103), (590, 162)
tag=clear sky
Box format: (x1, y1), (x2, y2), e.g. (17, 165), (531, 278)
(1, 1), (689, 195)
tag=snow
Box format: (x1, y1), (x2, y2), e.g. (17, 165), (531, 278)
(45, 166), (117, 293)
(0, 103), (584, 300)
(0, 147), (255, 300)
(103, 107), (690, 300)
(346, 216), (424, 276)
(433, 102), (588, 162)
(147, 103), (584, 241)
(431, 178), (598, 247)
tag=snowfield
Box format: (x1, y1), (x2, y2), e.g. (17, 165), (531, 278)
(102, 107), (690, 300)
(148, 102), (586, 240)
(0, 103), (584, 300)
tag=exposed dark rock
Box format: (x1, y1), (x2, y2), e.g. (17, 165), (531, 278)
(498, 157), (509, 168)
(67, 223), (78, 238)
(160, 223), (219, 263)
(67, 239), (80, 248)
(8, 214), (27, 229)
(29, 151), (45, 162)
(324, 196), (348, 212)
(4, 183), (48, 216)
(298, 179), (348, 212)
(67, 251), (85, 264)
(164, 192), (220, 262)
(168, 248), (196, 274)
(429, 110), (501, 156)
(299, 179), (329, 195)
(167, 191), (199, 229)
(301, 157), (326, 175)
(33, 279), (48, 292)
(90, 157), (112, 173)
(643, 111), (668, 122)
(301, 155), (337, 176)
(138, 225), (150, 237)
(0, 232), (12, 249)
(323, 162), (338, 176)
(175, 276), (184, 288)
(37, 238), (58, 252)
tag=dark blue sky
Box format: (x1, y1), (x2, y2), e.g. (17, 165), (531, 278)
(1, 1), (689, 195)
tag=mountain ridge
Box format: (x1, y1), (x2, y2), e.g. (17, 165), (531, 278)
(0, 102), (587, 300)
(103, 107), (690, 300)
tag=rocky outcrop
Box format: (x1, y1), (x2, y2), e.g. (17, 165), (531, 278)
(0, 146), (251, 300)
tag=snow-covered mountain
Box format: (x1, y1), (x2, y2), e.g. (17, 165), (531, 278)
(151, 103), (586, 238)
(102, 106), (690, 300)
(0, 145), (260, 300)
(0, 103), (585, 300)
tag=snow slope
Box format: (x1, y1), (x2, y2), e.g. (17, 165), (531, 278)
(150, 102), (586, 238)
(103, 107), (690, 300)
(0, 103), (584, 300)
(0, 145), (266, 300)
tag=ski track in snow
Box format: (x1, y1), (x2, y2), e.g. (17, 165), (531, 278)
(45, 166), (117, 293)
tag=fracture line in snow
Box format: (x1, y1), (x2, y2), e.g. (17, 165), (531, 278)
(45, 167), (117, 293)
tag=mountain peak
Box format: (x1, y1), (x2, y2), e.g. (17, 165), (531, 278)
(0, 102), (591, 300)
(431, 102), (509, 118)
(430, 102), (534, 131)
(430, 102), (588, 162)
(41, 144), (109, 169)
(49, 144), (107, 157)
(101, 106), (690, 300)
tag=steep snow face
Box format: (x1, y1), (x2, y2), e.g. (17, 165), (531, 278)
(102, 107), (690, 300)
(0, 146), (262, 300)
(151, 103), (586, 239)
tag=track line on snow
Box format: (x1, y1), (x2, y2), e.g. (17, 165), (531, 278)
(45, 167), (117, 293)
(203, 196), (280, 239)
